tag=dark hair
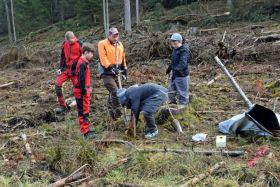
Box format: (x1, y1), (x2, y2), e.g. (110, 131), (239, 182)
(82, 43), (95, 54)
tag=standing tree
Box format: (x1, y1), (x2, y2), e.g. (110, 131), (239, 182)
(103, 0), (109, 35)
(124, 0), (131, 32)
(136, 0), (140, 26)
(3, 0), (12, 44)
(10, 0), (16, 43)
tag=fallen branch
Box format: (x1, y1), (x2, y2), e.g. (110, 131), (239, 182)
(138, 148), (244, 157)
(16, 103), (38, 107)
(254, 34), (280, 43)
(93, 140), (244, 157)
(93, 139), (138, 150)
(207, 74), (222, 85)
(116, 183), (143, 187)
(21, 133), (36, 163)
(211, 12), (231, 18)
(46, 164), (91, 187)
(0, 82), (14, 88)
(195, 110), (225, 114)
(97, 158), (129, 177)
(180, 161), (225, 187)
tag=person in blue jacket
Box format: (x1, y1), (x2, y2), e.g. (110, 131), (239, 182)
(166, 33), (190, 106)
(117, 83), (168, 139)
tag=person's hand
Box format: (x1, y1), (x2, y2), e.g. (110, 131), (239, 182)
(57, 69), (62, 75)
(111, 67), (120, 75)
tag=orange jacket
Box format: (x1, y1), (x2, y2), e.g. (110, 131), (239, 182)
(98, 39), (127, 69)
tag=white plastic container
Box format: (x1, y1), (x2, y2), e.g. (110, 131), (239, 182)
(216, 135), (226, 148)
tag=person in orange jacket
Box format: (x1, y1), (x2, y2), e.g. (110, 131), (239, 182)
(98, 27), (128, 119)
(73, 43), (96, 139)
(55, 31), (83, 114)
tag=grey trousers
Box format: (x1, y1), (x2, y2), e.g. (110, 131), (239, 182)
(168, 76), (190, 105)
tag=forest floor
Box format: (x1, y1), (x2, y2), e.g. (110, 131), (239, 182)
(0, 12), (280, 187)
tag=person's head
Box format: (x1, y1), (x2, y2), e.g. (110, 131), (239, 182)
(82, 43), (95, 60)
(107, 27), (119, 44)
(65, 31), (77, 44)
(169, 33), (183, 49)
(117, 88), (127, 105)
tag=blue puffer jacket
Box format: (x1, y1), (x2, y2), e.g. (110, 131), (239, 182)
(125, 83), (168, 122)
(168, 43), (190, 78)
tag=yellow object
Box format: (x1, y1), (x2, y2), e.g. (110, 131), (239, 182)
(98, 39), (127, 69)
(216, 135), (226, 148)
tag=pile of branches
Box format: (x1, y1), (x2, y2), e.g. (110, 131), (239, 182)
(124, 28), (280, 65)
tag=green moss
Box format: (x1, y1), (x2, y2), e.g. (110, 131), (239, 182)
(209, 177), (239, 187)
(265, 80), (280, 97)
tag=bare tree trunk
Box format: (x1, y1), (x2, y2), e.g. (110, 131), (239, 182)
(124, 0), (131, 32)
(227, 0), (233, 10)
(59, 0), (64, 21)
(10, 0), (16, 43)
(4, 0), (12, 44)
(136, 0), (140, 26)
(106, 0), (109, 33)
(103, 0), (106, 33)
(103, 0), (109, 36)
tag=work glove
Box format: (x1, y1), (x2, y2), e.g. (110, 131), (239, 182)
(122, 69), (128, 81)
(56, 69), (62, 75)
(111, 67), (120, 75)
(166, 65), (172, 75)
(108, 65), (120, 75)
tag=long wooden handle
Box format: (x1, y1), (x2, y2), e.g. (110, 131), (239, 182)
(214, 56), (253, 108)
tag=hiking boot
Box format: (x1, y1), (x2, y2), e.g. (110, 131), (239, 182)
(84, 130), (97, 140)
(145, 130), (159, 139)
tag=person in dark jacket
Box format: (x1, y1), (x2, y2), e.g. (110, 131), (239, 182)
(117, 83), (168, 139)
(166, 33), (190, 106)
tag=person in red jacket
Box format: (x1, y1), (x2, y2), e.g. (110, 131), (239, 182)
(73, 43), (95, 139)
(55, 31), (83, 113)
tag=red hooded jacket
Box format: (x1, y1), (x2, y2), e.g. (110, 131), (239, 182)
(59, 38), (82, 70)
(74, 57), (91, 94)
